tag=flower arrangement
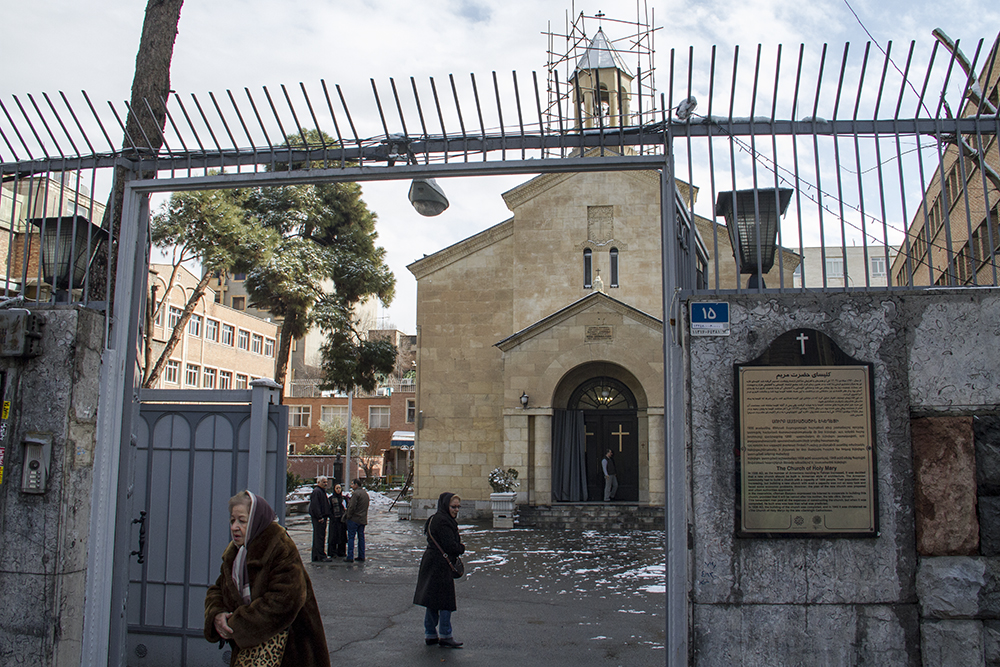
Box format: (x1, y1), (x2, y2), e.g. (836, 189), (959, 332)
(488, 467), (520, 493)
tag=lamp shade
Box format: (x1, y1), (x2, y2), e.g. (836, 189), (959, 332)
(408, 178), (449, 217)
(715, 188), (792, 275)
(29, 215), (108, 291)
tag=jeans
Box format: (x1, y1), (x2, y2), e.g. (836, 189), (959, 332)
(424, 608), (453, 639)
(346, 520), (365, 559)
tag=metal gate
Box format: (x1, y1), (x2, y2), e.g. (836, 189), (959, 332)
(126, 382), (287, 667)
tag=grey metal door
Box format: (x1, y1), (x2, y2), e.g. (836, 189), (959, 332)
(126, 384), (287, 667)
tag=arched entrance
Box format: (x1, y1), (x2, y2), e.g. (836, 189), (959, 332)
(568, 377), (639, 501)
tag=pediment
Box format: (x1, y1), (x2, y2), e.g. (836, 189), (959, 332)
(495, 291), (662, 352)
(407, 218), (513, 280)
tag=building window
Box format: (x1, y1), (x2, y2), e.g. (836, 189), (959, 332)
(870, 256), (886, 277)
(233, 272), (246, 281)
(168, 306), (183, 329)
(165, 359), (180, 384)
(203, 367), (217, 389)
(221, 324), (235, 346)
(237, 329), (250, 350)
(185, 364), (200, 387)
(406, 399), (416, 423)
(826, 257), (844, 278)
(290, 406), (311, 428)
(219, 370), (232, 390)
(232, 296), (246, 310)
(154, 304), (163, 326)
(583, 248), (592, 288)
(321, 405), (349, 425)
(205, 318), (219, 342)
(188, 314), (202, 337)
(369, 406), (390, 429)
(609, 247), (619, 287)
(251, 333), (263, 355)
(264, 338), (275, 357)
(235, 373), (248, 389)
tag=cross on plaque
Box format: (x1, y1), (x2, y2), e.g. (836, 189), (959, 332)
(611, 424), (630, 452)
(796, 332), (809, 355)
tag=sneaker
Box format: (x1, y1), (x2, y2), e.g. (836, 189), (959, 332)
(439, 638), (463, 648)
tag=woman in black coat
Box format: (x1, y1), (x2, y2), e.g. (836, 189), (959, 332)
(413, 492), (465, 648)
(327, 483), (348, 558)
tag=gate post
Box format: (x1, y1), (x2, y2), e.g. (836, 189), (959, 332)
(661, 155), (689, 665)
(249, 378), (282, 494)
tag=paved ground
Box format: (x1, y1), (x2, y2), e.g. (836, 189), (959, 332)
(287, 500), (666, 667)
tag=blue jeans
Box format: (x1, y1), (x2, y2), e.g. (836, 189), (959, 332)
(346, 520), (365, 559)
(424, 608), (453, 639)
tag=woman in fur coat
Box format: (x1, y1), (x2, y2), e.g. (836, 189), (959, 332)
(413, 491), (465, 648)
(205, 490), (330, 666)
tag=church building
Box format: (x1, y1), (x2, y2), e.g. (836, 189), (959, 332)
(407, 27), (798, 520)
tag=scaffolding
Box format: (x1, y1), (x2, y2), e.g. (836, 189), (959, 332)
(543, 2), (659, 155)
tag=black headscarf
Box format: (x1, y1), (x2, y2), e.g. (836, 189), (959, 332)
(425, 491), (458, 534)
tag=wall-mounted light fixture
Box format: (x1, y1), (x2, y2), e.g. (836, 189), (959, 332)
(715, 188), (793, 289)
(520, 392), (529, 408)
(29, 215), (108, 301)
(408, 178), (449, 216)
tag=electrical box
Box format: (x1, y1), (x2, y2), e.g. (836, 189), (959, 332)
(0, 311), (43, 357)
(21, 433), (52, 494)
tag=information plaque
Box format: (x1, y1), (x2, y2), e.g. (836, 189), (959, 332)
(735, 329), (878, 537)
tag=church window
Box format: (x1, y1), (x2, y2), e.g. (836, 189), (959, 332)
(610, 247), (619, 287)
(583, 249), (593, 288)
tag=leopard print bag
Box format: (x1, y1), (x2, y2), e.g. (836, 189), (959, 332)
(233, 629), (288, 667)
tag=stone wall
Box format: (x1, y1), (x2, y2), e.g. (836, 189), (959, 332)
(0, 306), (104, 667)
(688, 291), (919, 665)
(686, 290), (1000, 665)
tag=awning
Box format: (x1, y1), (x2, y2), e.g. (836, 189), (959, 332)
(390, 431), (415, 448)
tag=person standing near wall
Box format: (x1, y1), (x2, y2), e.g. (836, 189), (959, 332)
(343, 478), (369, 562)
(308, 477), (332, 562)
(602, 449), (618, 502)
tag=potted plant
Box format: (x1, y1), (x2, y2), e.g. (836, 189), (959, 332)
(489, 467), (519, 528)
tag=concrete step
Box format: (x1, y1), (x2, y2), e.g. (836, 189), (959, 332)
(516, 503), (664, 531)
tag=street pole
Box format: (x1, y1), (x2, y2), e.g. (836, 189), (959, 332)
(344, 391), (353, 488)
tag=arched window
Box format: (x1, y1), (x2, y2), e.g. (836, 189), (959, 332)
(610, 247), (619, 287)
(583, 249), (593, 288)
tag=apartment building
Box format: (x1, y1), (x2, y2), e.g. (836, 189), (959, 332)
(891, 37), (1000, 287)
(793, 245), (896, 288)
(146, 263), (279, 390)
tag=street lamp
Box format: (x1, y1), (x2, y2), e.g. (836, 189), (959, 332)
(715, 188), (792, 288)
(29, 215), (108, 301)
(408, 178), (449, 216)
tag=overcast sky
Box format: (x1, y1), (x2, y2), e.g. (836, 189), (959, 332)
(3, 0), (999, 331)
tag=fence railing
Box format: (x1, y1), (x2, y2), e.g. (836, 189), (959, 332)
(1, 35), (998, 310)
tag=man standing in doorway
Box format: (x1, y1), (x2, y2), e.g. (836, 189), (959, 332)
(309, 476), (333, 562)
(602, 449), (618, 502)
(343, 478), (370, 562)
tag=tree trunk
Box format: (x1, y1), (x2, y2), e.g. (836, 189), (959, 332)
(274, 311), (301, 393)
(92, 0), (185, 304)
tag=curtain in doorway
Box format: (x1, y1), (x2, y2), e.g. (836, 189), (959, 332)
(552, 409), (587, 501)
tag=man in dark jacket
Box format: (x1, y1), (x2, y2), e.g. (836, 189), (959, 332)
(343, 478), (369, 562)
(308, 477), (332, 562)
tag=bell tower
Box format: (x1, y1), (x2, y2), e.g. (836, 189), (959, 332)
(570, 28), (633, 129)
(543, 9), (657, 152)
